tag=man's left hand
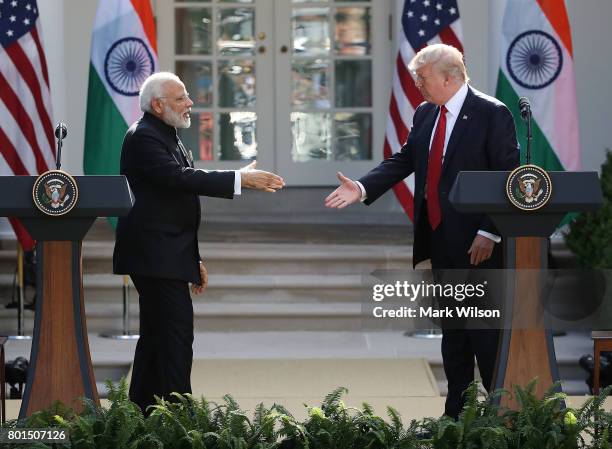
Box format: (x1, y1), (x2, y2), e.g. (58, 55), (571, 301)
(191, 261), (208, 295)
(468, 235), (495, 266)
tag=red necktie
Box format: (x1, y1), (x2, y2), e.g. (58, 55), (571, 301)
(426, 105), (447, 230)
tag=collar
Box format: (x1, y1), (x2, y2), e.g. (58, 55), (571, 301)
(444, 83), (468, 117)
(142, 111), (178, 140)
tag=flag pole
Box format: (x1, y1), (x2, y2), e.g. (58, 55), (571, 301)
(99, 275), (139, 340)
(8, 243), (31, 340)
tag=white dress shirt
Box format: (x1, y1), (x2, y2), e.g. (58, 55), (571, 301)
(233, 171), (242, 195)
(356, 83), (500, 243)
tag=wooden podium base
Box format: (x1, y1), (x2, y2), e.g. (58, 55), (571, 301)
(19, 241), (99, 417)
(495, 237), (559, 409)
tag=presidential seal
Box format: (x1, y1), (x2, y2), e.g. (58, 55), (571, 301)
(506, 164), (552, 211)
(32, 170), (79, 216)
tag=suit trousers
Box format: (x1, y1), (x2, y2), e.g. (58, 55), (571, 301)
(422, 202), (500, 420)
(129, 275), (194, 414)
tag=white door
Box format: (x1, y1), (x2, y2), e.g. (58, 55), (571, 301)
(157, 0), (275, 171)
(157, 0), (390, 185)
(274, 0), (390, 185)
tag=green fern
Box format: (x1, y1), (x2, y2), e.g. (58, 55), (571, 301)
(8, 380), (612, 448)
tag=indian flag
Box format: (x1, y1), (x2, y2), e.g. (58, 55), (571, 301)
(83, 0), (157, 187)
(496, 0), (580, 171)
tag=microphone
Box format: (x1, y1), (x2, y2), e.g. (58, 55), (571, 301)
(518, 97), (531, 121)
(55, 123), (67, 140)
(55, 122), (67, 170)
(518, 98), (532, 165)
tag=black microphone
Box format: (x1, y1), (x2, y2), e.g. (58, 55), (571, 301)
(518, 97), (531, 121)
(55, 122), (67, 170)
(54, 123), (67, 140)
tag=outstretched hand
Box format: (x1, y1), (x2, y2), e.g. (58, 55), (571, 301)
(324, 172), (362, 209)
(240, 160), (285, 192)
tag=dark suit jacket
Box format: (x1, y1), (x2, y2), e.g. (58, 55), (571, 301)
(359, 86), (519, 268)
(113, 112), (235, 283)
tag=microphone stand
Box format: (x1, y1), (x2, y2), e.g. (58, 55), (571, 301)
(524, 109), (532, 166)
(56, 132), (63, 170)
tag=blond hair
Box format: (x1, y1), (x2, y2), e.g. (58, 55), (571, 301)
(408, 43), (469, 82)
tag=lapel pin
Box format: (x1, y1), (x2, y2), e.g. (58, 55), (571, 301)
(462, 114), (468, 120)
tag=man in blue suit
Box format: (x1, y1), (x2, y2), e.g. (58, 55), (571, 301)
(325, 44), (519, 419)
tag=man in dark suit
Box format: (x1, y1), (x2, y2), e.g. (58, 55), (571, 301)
(113, 72), (285, 413)
(325, 44), (519, 419)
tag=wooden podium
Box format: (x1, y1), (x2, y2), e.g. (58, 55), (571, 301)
(449, 171), (603, 406)
(0, 175), (132, 417)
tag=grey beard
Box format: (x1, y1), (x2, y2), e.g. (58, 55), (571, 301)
(163, 108), (191, 129)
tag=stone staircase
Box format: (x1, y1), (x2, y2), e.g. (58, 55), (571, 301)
(0, 239), (413, 334)
(0, 222), (591, 396)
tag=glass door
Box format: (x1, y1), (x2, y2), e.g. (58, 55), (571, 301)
(157, 0), (389, 185)
(157, 0), (275, 171)
(274, 0), (390, 185)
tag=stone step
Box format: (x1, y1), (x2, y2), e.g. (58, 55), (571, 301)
(0, 301), (366, 333)
(0, 272), (366, 300)
(0, 242), (413, 275)
(0, 239), (575, 276)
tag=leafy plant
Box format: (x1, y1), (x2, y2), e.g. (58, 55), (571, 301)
(4, 379), (612, 449)
(504, 380), (581, 449)
(565, 150), (612, 269)
(287, 386), (424, 449)
(425, 382), (510, 449)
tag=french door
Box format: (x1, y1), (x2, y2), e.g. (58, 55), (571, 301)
(157, 0), (390, 186)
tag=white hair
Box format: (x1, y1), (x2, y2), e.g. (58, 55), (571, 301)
(139, 72), (183, 113)
(408, 44), (469, 82)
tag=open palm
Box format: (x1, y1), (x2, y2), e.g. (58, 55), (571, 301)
(324, 172), (361, 209)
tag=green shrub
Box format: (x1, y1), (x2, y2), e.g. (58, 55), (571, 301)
(4, 379), (612, 449)
(565, 150), (612, 269)
(425, 382), (510, 449)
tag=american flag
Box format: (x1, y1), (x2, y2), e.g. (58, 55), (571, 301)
(0, 0), (54, 250)
(384, 0), (462, 220)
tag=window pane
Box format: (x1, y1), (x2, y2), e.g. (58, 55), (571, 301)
(218, 8), (255, 56)
(335, 60), (371, 107)
(292, 8), (330, 57)
(218, 112), (257, 160)
(335, 7), (371, 56)
(176, 61), (213, 108)
(175, 8), (212, 55)
(219, 60), (256, 107)
(334, 113), (371, 160)
(291, 112), (332, 161)
(178, 112), (214, 162)
(291, 59), (330, 108)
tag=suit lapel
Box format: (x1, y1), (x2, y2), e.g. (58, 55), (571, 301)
(177, 140), (194, 168)
(442, 87), (477, 174)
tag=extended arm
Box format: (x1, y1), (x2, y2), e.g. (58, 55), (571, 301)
(124, 134), (284, 197)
